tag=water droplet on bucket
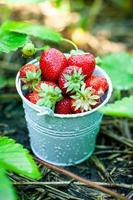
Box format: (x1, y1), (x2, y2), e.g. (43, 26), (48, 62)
(68, 158), (72, 163)
(44, 155), (48, 159)
(83, 152), (87, 155)
(75, 127), (80, 131)
(48, 125), (52, 129)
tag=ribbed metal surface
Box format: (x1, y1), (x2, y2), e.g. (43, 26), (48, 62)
(23, 101), (103, 166)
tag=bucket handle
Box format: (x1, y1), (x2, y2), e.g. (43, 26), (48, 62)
(37, 107), (54, 117)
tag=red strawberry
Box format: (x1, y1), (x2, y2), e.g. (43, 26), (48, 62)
(55, 97), (72, 114)
(25, 91), (40, 104)
(19, 64), (41, 91)
(35, 81), (57, 92)
(70, 84), (100, 113)
(85, 75), (108, 95)
(68, 52), (95, 79)
(39, 48), (67, 81)
(58, 66), (85, 94)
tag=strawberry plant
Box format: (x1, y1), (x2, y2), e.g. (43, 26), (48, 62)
(0, 20), (64, 54)
(99, 52), (133, 118)
(102, 96), (133, 118)
(100, 52), (133, 90)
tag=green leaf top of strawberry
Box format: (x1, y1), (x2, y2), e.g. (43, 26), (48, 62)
(58, 66), (85, 94)
(64, 67), (85, 92)
(20, 64), (41, 91)
(71, 84), (100, 113)
(37, 83), (63, 110)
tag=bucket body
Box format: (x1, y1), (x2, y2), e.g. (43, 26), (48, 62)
(16, 61), (112, 166)
(24, 102), (103, 166)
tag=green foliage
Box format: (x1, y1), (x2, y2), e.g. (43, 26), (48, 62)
(0, 30), (28, 53)
(2, 21), (63, 43)
(0, 20), (63, 53)
(101, 52), (133, 90)
(0, 77), (15, 88)
(0, 77), (8, 88)
(101, 96), (133, 118)
(0, 166), (17, 200)
(0, 137), (41, 180)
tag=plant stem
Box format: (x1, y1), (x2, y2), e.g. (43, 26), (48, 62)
(102, 130), (133, 148)
(120, 119), (131, 139)
(61, 38), (78, 50)
(0, 94), (20, 101)
(13, 181), (133, 190)
(35, 45), (50, 52)
(35, 158), (127, 200)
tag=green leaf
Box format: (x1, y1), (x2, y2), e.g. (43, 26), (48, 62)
(0, 77), (15, 88)
(2, 21), (63, 43)
(100, 52), (133, 90)
(0, 77), (7, 88)
(0, 165), (17, 200)
(0, 30), (28, 53)
(0, 137), (41, 180)
(101, 96), (133, 118)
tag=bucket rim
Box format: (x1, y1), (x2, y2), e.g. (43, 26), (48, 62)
(16, 60), (112, 118)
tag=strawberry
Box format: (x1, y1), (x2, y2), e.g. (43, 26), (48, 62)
(68, 51), (95, 79)
(35, 81), (57, 92)
(39, 48), (67, 81)
(55, 97), (72, 114)
(58, 66), (85, 94)
(85, 75), (108, 95)
(70, 84), (100, 113)
(35, 81), (62, 110)
(19, 64), (41, 91)
(25, 91), (40, 104)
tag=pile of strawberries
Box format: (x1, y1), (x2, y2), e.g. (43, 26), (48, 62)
(19, 48), (108, 114)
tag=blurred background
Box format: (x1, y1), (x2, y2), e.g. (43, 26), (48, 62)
(0, 0), (133, 55)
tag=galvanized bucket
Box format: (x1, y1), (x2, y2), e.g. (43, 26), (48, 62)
(16, 60), (112, 166)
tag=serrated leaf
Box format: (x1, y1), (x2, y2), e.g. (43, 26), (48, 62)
(0, 137), (41, 180)
(2, 21), (63, 43)
(100, 52), (133, 90)
(0, 30), (28, 53)
(0, 165), (17, 200)
(101, 96), (133, 118)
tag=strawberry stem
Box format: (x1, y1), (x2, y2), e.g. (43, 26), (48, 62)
(35, 45), (50, 52)
(61, 38), (78, 51)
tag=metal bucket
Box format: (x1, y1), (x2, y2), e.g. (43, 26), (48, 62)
(16, 60), (112, 166)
